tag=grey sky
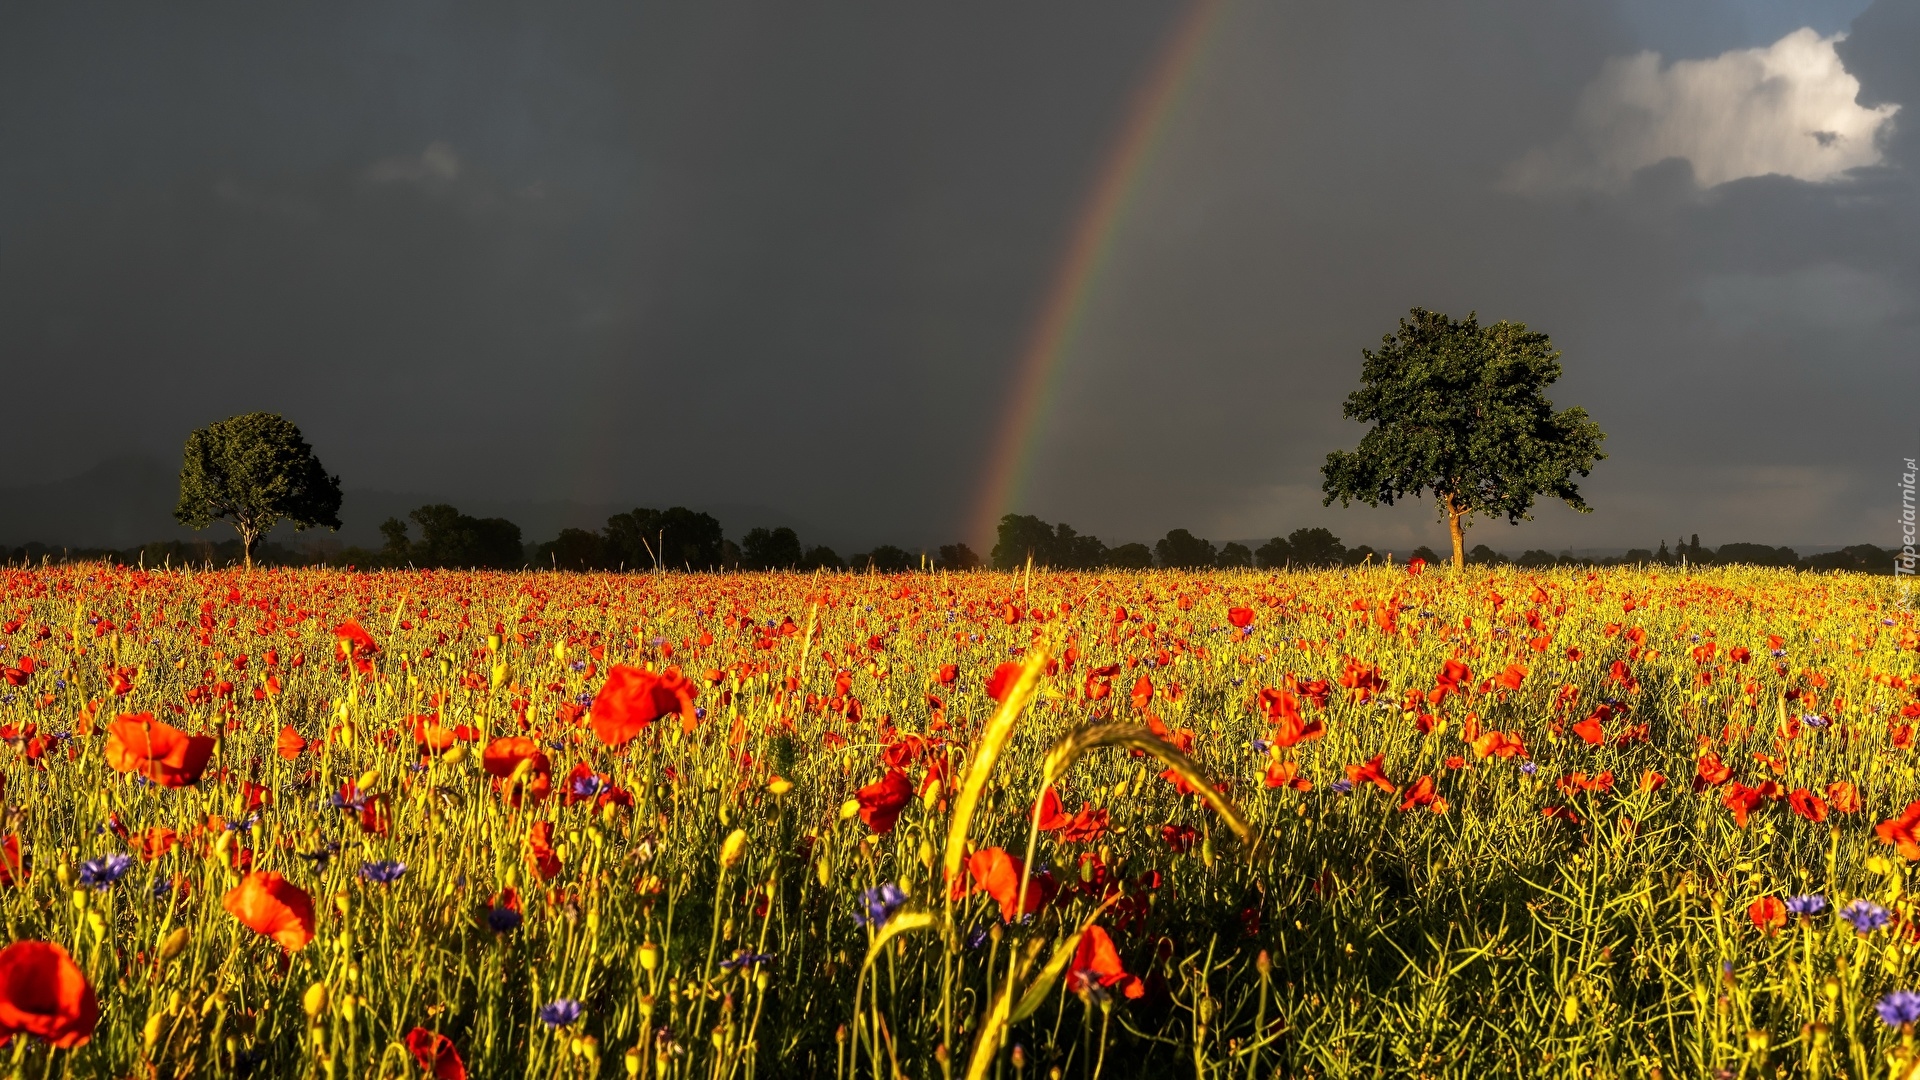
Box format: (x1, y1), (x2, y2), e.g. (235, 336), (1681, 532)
(2, 1), (1914, 556)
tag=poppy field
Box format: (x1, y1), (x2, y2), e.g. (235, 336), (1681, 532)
(0, 562), (1916, 1078)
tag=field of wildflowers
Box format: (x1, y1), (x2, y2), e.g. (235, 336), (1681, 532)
(0, 562), (1916, 1078)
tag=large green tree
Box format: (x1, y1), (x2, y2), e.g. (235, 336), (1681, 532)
(1322, 309), (1606, 570)
(174, 412), (342, 569)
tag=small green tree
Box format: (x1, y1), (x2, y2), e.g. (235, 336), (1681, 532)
(1321, 309), (1606, 570)
(174, 412), (342, 570)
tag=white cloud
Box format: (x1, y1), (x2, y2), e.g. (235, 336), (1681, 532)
(1509, 28), (1897, 193)
(363, 142), (462, 185)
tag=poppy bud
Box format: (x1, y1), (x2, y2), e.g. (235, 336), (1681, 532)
(839, 799), (860, 821)
(487, 635), (502, 653)
(767, 776), (793, 796)
(639, 942), (659, 971)
(720, 829), (747, 869)
(442, 745), (467, 766)
(624, 1047), (643, 1077)
(917, 840), (934, 870)
(303, 981), (329, 1019)
(356, 768), (379, 793)
(159, 926), (190, 962)
(816, 859), (830, 887)
(491, 664), (509, 689)
(56, 861), (72, 888)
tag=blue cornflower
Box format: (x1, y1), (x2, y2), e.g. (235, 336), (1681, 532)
(570, 773), (605, 798)
(326, 789), (368, 812)
(966, 927), (991, 950)
(54, 679), (67, 690)
(569, 660), (586, 672)
(1879, 990), (1920, 1027)
(856, 883), (909, 929)
(1520, 761), (1539, 776)
(537, 999), (583, 1027)
(695, 707), (707, 720)
(1802, 714), (1829, 729)
(359, 860), (406, 885)
(1250, 738), (1269, 754)
(1770, 648), (1787, 658)
(487, 906), (523, 933)
(576, 692), (595, 706)
(1785, 894), (1827, 917)
(1329, 780), (1354, 795)
(1840, 899), (1892, 934)
(78, 853), (133, 889)
(720, 950), (776, 970)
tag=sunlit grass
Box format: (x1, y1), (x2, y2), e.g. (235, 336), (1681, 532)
(0, 562), (1914, 1078)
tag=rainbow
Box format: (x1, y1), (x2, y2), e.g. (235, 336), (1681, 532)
(967, 0), (1228, 545)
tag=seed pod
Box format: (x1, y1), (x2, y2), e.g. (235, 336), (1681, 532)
(302, 982), (330, 1019)
(159, 926), (190, 963)
(720, 829), (747, 869)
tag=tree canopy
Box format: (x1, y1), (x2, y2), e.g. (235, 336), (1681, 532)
(382, 505), (524, 569)
(174, 412), (342, 569)
(1321, 309), (1606, 569)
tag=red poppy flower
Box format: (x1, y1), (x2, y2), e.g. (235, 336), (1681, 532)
(104, 713), (214, 788)
(1227, 607), (1254, 629)
(0, 941), (98, 1047)
(481, 738), (552, 805)
(986, 663), (1023, 704)
(1748, 896), (1786, 935)
(1067, 925), (1144, 999)
(528, 821), (562, 881)
(1345, 754), (1394, 792)
(334, 620), (378, 659)
(1693, 753), (1732, 790)
(936, 664), (958, 685)
(590, 665), (698, 745)
(1787, 788), (1828, 823)
(1826, 782), (1861, 814)
(967, 846), (1050, 922)
(223, 871), (316, 951)
(1495, 664), (1527, 691)
(1876, 800), (1920, 860)
(1263, 759), (1312, 792)
(405, 1027), (469, 1080)
(1260, 689), (1325, 748)
(856, 769), (913, 833)
(1571, 712), (1605, 746)
(1397, 775), (1442, 813)
(0, 835), (23, 886)
(275, 725), (307, 761)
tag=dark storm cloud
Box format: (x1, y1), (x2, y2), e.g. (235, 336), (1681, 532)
(0, 1), (1914, 556)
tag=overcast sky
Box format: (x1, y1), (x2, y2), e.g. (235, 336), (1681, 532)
(3, 0), (1915, 554)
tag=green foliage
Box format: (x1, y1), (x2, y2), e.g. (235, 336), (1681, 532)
(1105, 542), (1153, 569)
(800, 545), (844, 570)
(1286, 527), (1347, 568)
(172, 412), (341, 567)
(537, 527), (609, 571)
(604, 507), (726, 571)
(990, 514), (1112, 570)
(1468, 543), (1509, 565)
(1217, 541), (1253, 568)
(1154, 529), (1216, 569)
(852, 545), (914, 572)
(1713, 542), (1801, 568)
(936, 542), (982, 570)
(382, 505), (524, 569)
(741, 527), (803, 570)
(1322, 309), (1606, 564)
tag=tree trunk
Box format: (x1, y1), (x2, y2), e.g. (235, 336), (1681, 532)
(241, 526), (257, 572)
(1446, 496), (1466, 571)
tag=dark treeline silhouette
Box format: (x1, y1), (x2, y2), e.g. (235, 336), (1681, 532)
(3, 511), (1904, 577)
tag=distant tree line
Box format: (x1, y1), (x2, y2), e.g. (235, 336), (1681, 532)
(986, 514), (1387, 570)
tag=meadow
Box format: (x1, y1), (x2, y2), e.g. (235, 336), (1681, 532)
(0, 562), (1915, 1079)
